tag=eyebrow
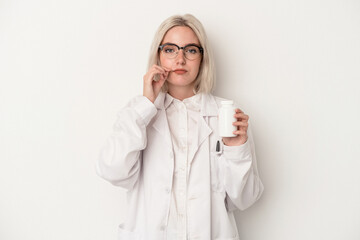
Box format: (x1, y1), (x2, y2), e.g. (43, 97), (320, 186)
(161, 42), (201, 46)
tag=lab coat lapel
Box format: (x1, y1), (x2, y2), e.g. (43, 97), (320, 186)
(188, 93), (219, 165)
(188, 116), (212, 165)
(152, 92), (173, 150)
(152, 109), (172, 150)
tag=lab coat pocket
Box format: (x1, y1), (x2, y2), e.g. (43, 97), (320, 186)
(210, 152), (225, 193)
(117, 224), (141, 240)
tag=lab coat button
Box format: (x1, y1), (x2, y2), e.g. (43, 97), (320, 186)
(165, 188), (170, 194)
(160, 225), (166, 231)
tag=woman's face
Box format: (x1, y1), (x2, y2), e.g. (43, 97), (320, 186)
(159, 26), (202, 91)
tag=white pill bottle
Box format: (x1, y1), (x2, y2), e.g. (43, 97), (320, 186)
(218, 100), (237, 137)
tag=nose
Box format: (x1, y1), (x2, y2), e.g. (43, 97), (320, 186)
(175, 49), (186, 65)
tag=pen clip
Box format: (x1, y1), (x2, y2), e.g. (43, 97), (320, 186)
(215, 140), (223, 154)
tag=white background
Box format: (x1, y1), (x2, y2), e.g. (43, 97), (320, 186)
(1, 0), (360, 239)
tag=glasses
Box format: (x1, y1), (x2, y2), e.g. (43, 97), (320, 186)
(159, 43), (203, 60)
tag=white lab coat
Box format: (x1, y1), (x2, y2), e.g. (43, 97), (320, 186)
(96, 92), (264, 240)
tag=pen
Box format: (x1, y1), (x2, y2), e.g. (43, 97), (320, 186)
(216, 140), (220, 152)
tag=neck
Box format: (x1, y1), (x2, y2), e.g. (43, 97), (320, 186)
(167, 84), (195, 101)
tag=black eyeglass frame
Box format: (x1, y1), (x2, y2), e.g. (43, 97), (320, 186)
(158, 43), (204, 58)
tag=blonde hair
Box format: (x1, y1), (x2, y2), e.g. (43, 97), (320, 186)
(147, 14), (215, 93)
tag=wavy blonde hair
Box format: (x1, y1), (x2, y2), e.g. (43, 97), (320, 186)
(147, 14), (215, 93)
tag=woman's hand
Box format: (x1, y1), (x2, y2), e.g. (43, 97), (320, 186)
(143, 64), (170, 103)
(222, 108), (249, 146)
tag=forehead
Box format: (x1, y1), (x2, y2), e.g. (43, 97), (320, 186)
(162, 26), (200, 45)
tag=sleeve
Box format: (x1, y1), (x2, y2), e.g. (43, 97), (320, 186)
(219, 123), (264, 211)
(95, 95), (157, 191)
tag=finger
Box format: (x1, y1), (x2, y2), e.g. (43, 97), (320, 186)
(234, 113), (249, 120)
(233, 130), (248, 135)
(155, 71), (168, 84)
(235, 108), (243, 113)
(159, 70), (169, 81)
(145, 68), (166, 83)
(239, 125), (248, 133)
(234, 124), (248, 134)
(232, 121), (249, 127)
(161, 66), (171, 72)
(153, 77), (166, 90)
(146, 67), (163, 76)
(153, 65), (169, 74)
(153, 67), (167, 77)
(234, 112), (247, 118)
(154, 68), (170, 81)
(147, 65), (165, 78)
(163, 71), (169, 80)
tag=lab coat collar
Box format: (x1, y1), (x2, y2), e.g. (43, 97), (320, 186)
(153, 91), (219, 117)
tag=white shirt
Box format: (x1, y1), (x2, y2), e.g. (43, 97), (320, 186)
(165, 93), (202, 240)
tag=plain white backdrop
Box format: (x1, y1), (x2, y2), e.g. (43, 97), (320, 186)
(1, 0), (360, 239)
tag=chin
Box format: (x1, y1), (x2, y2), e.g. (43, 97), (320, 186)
(167, 80), (194, 88)
(168, 76), (195, 85)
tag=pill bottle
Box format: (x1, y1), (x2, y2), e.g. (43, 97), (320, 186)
(218, 100), (237, 137)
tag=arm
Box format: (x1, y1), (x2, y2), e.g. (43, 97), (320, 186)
(220, 108), (264, 210)
(96, 64), (168, 190)
(221, 125), (264, 211)
(95, 96), (157, 191)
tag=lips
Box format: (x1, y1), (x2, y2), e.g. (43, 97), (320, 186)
(173, 69), (187, 74)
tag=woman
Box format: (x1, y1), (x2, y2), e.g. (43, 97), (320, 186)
(96, 14), (264, 240)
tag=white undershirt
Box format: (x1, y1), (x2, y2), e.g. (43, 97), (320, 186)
(165, 93), (201, 240)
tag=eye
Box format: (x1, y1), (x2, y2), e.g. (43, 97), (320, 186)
(163, 46), (176, 53)
(186, 47), (198, 54)
(164, 48), (174, 53)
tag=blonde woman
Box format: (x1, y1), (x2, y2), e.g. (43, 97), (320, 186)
(96, 14), (264, 240)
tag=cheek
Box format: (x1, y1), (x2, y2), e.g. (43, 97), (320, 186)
(159, 56), (172, 68)
(191, 61), (201, 75)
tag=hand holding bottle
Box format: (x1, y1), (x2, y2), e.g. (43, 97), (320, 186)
(221, 108), (249, 146)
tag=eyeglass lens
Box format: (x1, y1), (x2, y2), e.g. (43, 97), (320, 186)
(161, 44), (202, 60)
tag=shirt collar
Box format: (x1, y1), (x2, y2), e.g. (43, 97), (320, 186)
(164, 93), (174, 110)
(165, 92), (201, 112)
(154, 91), (218, 116)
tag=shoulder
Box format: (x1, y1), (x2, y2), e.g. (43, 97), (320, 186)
(125, 95), (149, 107)
(204, 93), (232, 107)
(199, 93), (233, 116)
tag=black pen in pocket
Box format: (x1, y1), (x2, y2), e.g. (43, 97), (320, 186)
(216, 140), (220, 152)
